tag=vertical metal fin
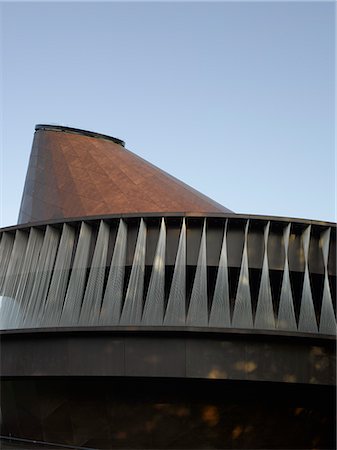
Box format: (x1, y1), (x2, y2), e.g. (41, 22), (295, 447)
(319, 228), (336, 334)
(15, 228), (44, 328)
(41, 224), (76, 326)
(142, 218), (166, 325)
(100, 220), (127, 325)
(24, 226), (60, 327)
(0, 230), (28, 329)
(0, 233), (14, 292)
(254, 222), (275, 330)
(232, 221), (253, 329)
(79, 221), (110, 325)
(209, 220), (230, 327)
(120, 219), (146, 325)
(277, 224), (297, 331)
(0, 232), (15, 329)
(59, 222), (92, 326)
(186, 219), (208, 326)
(164, 218), (186, 326)
(298, 226), (318, 333)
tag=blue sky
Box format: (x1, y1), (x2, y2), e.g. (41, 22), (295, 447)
(1, 1), (335, 227)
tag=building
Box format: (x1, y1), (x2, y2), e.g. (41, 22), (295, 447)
(0, 125), (336, 449)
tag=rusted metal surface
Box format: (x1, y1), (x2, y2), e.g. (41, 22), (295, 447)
(18, 125), (231, 224)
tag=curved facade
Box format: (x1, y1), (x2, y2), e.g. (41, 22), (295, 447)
(0, 214), (336, 335)
(0, 125), (336, 450)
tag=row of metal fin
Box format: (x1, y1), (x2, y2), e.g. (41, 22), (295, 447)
(0, 218), (335, 334)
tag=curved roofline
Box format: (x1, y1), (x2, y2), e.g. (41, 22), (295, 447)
(35, 124), (125, 147)
(1, 325), (334, 341)
(2, 212), (336, 232)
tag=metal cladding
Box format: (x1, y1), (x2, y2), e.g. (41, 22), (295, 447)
(1, 124), (336, 337)
(18, 125), (231, 224)
(0, 215), (335, 335)
(1, 125), (336, 449)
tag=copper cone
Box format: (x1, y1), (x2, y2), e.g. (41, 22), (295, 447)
(18, 125), (232, 224)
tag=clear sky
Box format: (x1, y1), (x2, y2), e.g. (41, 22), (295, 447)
(1, 1), (335, 227)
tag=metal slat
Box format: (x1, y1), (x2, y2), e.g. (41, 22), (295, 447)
(319, 228), (336, 334)
(59, 222), (92, 326)
(298, 226), (318, 333)
(164, 218), (186, 326)
(186, 219), (208, 326)
(16, 228), (44, 328)
(100, 219), (127, 325)
(142, 218), (166, 325)
(277, 224), (297, 331)
(0, 230), (28, 329)
(0, 232), (14, 292)
(120, 219), (146, 325)
(24, 226), (60, 327)
(209, 220), (230, 327)
(254, 222), (275, 330)
(232, 221), (253, 329)
(41, 224), (76, 327)
(79, 221), (110, 325)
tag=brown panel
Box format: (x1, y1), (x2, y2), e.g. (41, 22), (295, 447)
(1, 329), (335, 386)
(1, 378), (335, 449)
(18, 125), (232, 224)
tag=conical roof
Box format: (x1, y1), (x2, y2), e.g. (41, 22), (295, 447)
(18, 125), (232, 224)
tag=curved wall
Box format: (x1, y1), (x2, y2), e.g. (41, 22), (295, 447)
(2, 123), (336, 449)
(0, 214), (335, 335)
(1, 378), (335, 449)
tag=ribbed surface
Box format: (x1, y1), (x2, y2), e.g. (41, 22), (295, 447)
(23, 226), (60, 327)
(15, 228), (44, 328)
(120, 219), (146, 325)
(99, 220), (127, 325)
(0, 216), (335, 335)
(79, 220), (110, 325)
(319, 228), (336, 334)
(142, 218), (166, 325)
(0, 231), (28, 329)
(254, 222), (275, 329)
(232, 222), (253, 329)
(164, 219), (186, 325)
(41, 224), (75, 326)
(59, 223), (92, 326)
(209, 220), (230, 327)
(298, 226), (318, 333)
(0, 233), (14, 292)
(277, 224), (297, 331)
(186, 220), (208, 326)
